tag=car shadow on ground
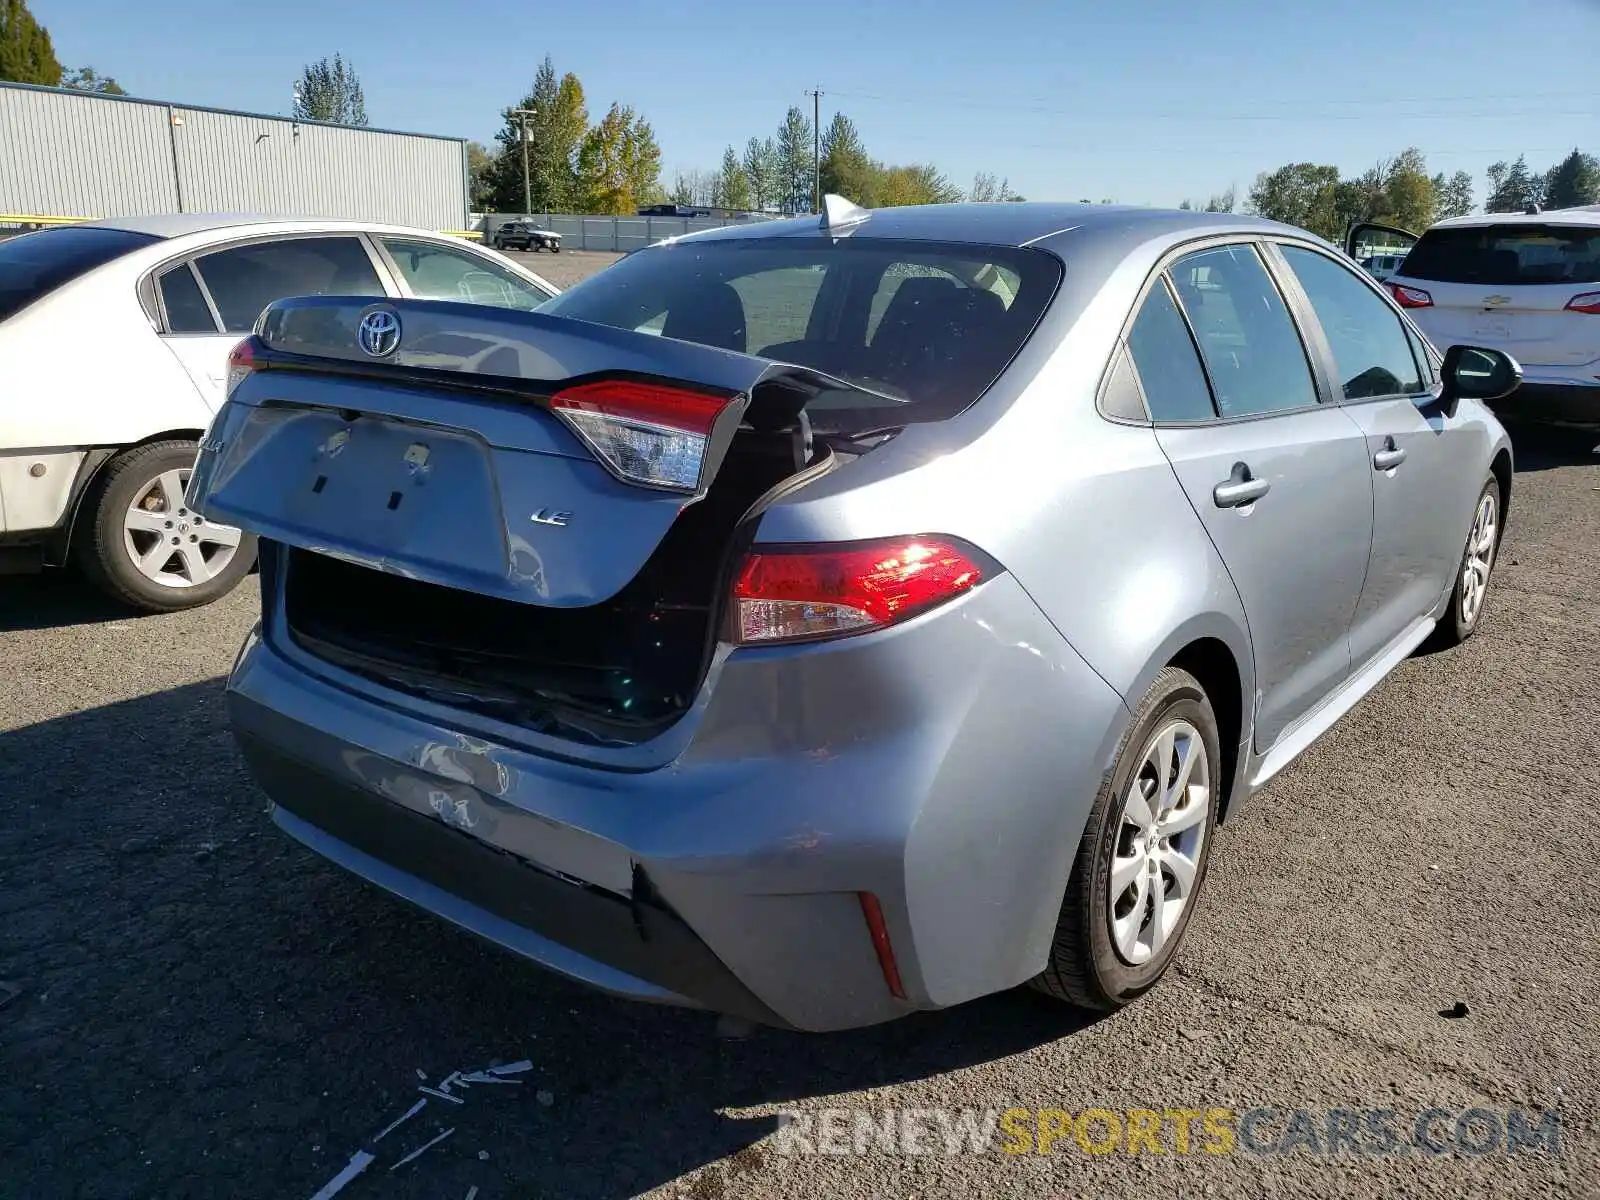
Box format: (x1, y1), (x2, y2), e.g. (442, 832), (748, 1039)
(0, 679), (1102, 1200)
(1499, 418), (1599, 473)
(0, 570), (138, 632)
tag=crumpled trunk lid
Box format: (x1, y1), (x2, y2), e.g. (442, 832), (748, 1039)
(187, 296), (838, 608)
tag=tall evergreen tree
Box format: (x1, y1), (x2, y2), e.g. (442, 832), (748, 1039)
(0, 0), (61, 85)
(292, 54), (367, 126)
(775, 106), (815, 214)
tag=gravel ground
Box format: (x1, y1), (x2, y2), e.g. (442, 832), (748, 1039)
(2, 335), (1597, 1198)
(502, 248), (622, 291)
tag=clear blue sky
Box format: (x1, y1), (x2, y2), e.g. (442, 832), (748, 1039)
(35, 0), (1600, 207)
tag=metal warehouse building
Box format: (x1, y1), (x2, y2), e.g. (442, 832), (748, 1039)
(0, 82), (470, 231)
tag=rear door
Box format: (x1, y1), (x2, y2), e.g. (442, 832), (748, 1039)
(1271, 241), (1477, 667)
(1135, 242), (1375, 751)
(1386, 221), (1600, 373)
(160, 234), (389, 410)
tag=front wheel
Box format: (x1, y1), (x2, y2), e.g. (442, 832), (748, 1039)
(74, 440), (257, 613)
(1432, 476), (1501, 648)
(1030, 667), (1222, 1011)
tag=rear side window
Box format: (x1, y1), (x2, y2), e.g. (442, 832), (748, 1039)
(1401, 224), (1600, 285)
(1127, 279), (1215, 422)
(0, 226), (159, 322)
(379, 236), (551, 310)
(1279, 245), (1423, 399)
(157, 264), (217, 333)
(539, 237), (1062, 431)
(1169, 245), (1318, 418)
(193, 236), (385, 332)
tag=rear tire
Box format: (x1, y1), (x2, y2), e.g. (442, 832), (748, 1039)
(74, 440), (257, 613)
(1030, 667), (1222, 1011)
(1430, 476), (1501, 649)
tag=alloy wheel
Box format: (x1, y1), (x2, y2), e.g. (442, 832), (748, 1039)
(1460, 490), (1498, 628)
(1108, 719), (1211, 966)
(121, 468), (243, 589)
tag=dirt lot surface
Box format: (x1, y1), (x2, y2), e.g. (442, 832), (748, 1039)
(1, 245), (1596, 1200)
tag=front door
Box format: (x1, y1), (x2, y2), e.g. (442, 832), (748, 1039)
(1271, 242), (1482, 667)
(1132, 243), (1375, 751)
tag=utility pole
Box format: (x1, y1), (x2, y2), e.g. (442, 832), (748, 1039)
(511, 108), (535, 216)
(805, 87), (823, 212)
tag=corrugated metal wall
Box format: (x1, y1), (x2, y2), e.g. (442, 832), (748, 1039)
(0, 84), (468, 230)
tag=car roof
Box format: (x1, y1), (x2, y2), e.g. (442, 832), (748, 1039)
(1427, 206), (1600, 231)
(670, 201), (1304, 253)
(78, 213), (419, 238)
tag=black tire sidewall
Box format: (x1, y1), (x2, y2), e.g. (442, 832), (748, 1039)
(81, 442), (256, 611)
(1081, 676), (1222, 1002)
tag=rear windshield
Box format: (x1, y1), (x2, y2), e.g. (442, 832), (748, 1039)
(0, 226), (160, 322)
(1400, 224), (1600, 286)
(538, 237), (1062, 429)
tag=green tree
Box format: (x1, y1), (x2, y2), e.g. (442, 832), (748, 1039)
(874, 163), (962, 207)
(1541, 148), (1600, 210)
(485, 57), (588, 213)
(969, 171), (1023, 203)
(742, 137), (779, 212)
(1247, 162), (1342, 239)
(576, 102), (660, 214)
(1487, 155), (1536, 212)
(819, 113), (874, 204)
(622, 109), (663, 207)
(292, 54), (366, 126)
(1378, 147), (1435, 231)
(1204, 187), (1236, 212)
(1432, 170), (1474, 220)
(61, 65), (124, 94)
(775, 106), (815, 214)
(465, 141), (497, 211)
(715, 145), (750, 210)
(0, 0), (59, 85)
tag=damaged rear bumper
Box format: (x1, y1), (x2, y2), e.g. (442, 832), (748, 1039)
(245, 737), (789, 1028)
(225, 567), (1127, 1033)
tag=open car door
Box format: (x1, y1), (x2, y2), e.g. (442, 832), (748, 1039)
(1346, 222), (1420, 270)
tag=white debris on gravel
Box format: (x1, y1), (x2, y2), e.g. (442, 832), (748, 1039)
(488, 1060), (533, 1076)
(389, 1126), (455, 1171)
(372, 1098), (427, 1143)
(305, 1150), (374, 1200)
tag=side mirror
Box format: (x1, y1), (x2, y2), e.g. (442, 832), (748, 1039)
(1438, 345), (1522, 412)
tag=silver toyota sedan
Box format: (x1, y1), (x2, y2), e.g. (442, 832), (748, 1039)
(190, 199), (1516, 1032)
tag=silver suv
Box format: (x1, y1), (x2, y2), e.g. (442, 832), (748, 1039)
(192, 201), (1516, 1032)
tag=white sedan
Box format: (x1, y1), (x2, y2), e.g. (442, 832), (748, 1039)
(0, 214), (559, 611)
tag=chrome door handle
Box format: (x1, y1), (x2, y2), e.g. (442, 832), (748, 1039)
(1213, 464), (1270, 509)
(1374, 446), (1407, 471)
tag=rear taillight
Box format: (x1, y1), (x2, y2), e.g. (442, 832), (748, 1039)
(731, 537), (986, 645)
(550, 379), (735, 493)
(1564, 292), (1600, 314)
(225, 336), (264, 399)
(1390, 283), (1433, 309)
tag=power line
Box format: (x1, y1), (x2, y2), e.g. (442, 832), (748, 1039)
(822, 87), (1600, 123)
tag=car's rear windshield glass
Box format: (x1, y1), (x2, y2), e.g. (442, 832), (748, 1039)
(538, 237), (1062, 429)
(1400, 224), (1600, 285)
(0, 226), (160, 322)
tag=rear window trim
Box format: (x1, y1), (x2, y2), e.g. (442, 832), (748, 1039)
(539, 235), (1065, 432)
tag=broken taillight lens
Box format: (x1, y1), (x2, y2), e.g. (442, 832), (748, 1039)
(731, 537), (986, 645)
(550, 379), (735, 492)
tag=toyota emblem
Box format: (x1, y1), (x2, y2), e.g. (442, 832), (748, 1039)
(357, 308), (401, 357)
